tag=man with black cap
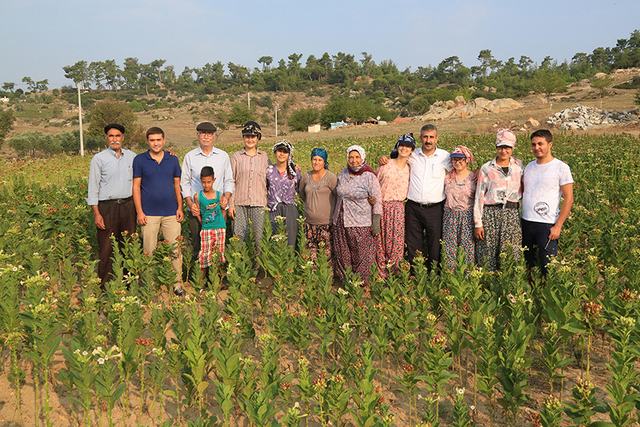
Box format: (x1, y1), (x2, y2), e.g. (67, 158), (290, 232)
(181, 122), (234, 260)
(229, 121), (269, 253)
(87, 123), (137, 284)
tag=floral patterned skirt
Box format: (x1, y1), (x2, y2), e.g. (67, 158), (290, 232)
(442, 207), (475, 270)
(376, 200), (405, 276)
(304, 222), (332, 265)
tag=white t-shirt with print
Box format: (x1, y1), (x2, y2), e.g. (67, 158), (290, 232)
(522, 158), (573, 224)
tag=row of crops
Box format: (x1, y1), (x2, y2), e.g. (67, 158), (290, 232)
(0, 133), (639, 426)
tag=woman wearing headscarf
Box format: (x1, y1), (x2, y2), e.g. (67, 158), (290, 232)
(443, 145), (478, 270)
(298, 147), (337, 263)
(267, 140), (300, 247)
(375, 133), (415, 276)
(332, 145), (383, 284)
(473, 129), (524, 271)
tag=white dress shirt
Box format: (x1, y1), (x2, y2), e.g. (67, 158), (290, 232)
(407, 148), (451, 204)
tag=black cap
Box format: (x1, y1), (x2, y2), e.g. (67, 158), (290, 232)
(104, 123), (125, 134)
(196, 122), (217, 132)
(241, 121), (262, 137)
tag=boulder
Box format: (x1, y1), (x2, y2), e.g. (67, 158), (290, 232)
(444, 100), (456, 109)
(485, 98), (523, 113)
(454, 95), (466, 106)
(525, 117), (540, 128)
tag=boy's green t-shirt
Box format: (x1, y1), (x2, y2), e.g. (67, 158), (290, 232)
(198, 190), (226, 230)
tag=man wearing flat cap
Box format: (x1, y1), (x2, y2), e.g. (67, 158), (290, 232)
(181, 122), (234, 261)
(87, 123), (137, 284)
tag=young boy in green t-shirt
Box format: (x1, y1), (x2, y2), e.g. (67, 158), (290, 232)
(195, 166), (227, 270)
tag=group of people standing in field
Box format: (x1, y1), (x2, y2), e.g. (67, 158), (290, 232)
(87, 120), (574, 294)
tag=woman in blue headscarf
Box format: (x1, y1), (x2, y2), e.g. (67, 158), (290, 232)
(298, 147), (337, 264)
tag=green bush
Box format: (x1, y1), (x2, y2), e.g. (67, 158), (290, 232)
(320, 96), (394, 127)
(288, 108), (320, 131)
(0, 109), (15, 143)
(86, 99), (143, 147)
(226, 103), (254, 126)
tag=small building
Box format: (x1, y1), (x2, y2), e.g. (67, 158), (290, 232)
(308, 124), (321, 133)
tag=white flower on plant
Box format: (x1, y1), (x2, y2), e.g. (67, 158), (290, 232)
(340, 322), (352, 334)
(455, 387), (465, 396)
(97, 357), (105, 365)
(337, 288), (349, 296)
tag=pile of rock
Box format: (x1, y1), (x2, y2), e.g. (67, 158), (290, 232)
(421, 96), (523, 121)
(545, 105), (639, 130)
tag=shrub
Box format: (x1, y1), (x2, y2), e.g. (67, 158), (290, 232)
(226, 103), (254, 126)
(288, 108), (320, 131)
(86, 99), (144, 147)
(0, 109), (15, 143)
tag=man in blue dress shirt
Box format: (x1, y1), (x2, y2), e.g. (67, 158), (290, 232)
(87, 123), (137, 284)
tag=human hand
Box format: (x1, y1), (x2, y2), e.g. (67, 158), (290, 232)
(228, 206), (235, 220)
(220, 195), (228, 209)
(191, 203), (200, 217)
(367, 196), (376, 206)
(474, 227), (484, 240)
(371, 214), (381, 236)
(378, 156), (389, 166)
(176, 209), (184, 222)
(548, 224), (562, 240)
(137, 213), (147, 226)
(94, 213), (106, 230)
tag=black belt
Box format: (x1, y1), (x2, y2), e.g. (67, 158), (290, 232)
(100, 197), (132, 205)
(407, 199), (444, 208)
(485, 201), (519, 209)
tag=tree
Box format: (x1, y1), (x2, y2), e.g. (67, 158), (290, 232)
(257, 56), (273, 71)
(590, 75), (614, 108)
(532, 69), (568, 108)
(0, 109), (15, 144)
(2, 82), (15, 93)
(288, 108), (320, 131)
(63, 61), (91, 88)
(21, 76), (36, 92)
(86, 100), (142, 147)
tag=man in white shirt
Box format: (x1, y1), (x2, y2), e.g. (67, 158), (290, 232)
(405, 124), (451, 269)
(522, 129), (574, 276)
(180, 122), (234, 260)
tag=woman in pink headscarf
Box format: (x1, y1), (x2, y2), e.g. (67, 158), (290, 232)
(473, 129), (524, 271)
(442, 145), (477, 270)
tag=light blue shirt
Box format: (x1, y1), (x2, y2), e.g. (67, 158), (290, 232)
(86, 148), (136, 205)
(180, 146), (234, 199)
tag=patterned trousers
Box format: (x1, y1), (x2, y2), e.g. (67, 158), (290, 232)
(199, 228), (226, 267)
(476, 205), (521, 271)
(233, 205), (265, 252)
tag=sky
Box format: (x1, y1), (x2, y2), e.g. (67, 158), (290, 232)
(1, 0), (639, 88)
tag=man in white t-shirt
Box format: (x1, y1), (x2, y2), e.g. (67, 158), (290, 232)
(521, 129), (574, 275)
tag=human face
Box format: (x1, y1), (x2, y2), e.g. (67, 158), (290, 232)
(197, 131), (216, 149)
(275, 149), (289, 165)
(348, 150), (363, 168)
(243, 134), (258, 150)
(106, 129), (124, 151)
(146, 133), (165, 154)
(397, 145), (413, 159)
(200, 175), (215, 192)
(451, 157), (468, 172)
(531, 136), (552, 161)
(496, 145), (513, 163)
(311, 155), (325, 172)
(420, 130), (438, 154)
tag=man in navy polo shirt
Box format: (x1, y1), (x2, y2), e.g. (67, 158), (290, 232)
(133, 127), (185, 295)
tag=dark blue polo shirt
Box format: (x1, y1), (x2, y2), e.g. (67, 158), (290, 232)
(133, 151), (181, 216)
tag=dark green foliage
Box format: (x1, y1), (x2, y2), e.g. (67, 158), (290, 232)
(288, 107), (320, 131)
(0, 109), (15, 142)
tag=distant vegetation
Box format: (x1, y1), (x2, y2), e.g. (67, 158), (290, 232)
(0, 29), (638, 154)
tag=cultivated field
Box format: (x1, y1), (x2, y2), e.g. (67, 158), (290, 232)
(0, 133), (639, 426)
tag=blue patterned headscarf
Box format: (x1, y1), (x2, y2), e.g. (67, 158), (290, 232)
(390, 133), (416, 159)
(310, 147), (329, 169)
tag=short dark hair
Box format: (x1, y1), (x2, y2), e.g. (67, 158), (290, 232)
(530, 129), (553, 143)
(146, 126), (165, 139)
(200, 166), (215, 178)
(420, 123), (437, 133)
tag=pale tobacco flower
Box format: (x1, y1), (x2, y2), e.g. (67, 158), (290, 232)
(337, 287), (349, 296)
(543, 395), (562, 411)
(340, 322), (352, 334)
(615, 316), (636, 331)
(483, 315), (495, 330)
(425, 312), (438, 324)
(298, 355), (309, 369)
(151, 347), (166, 357)
(97, 357), (106, 365)
(455, 387), (465, 396)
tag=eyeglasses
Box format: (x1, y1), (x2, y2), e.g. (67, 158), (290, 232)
(451, 157), (466, 162)
(198, 132), (215, 137)
(496, 146), (513, 150)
